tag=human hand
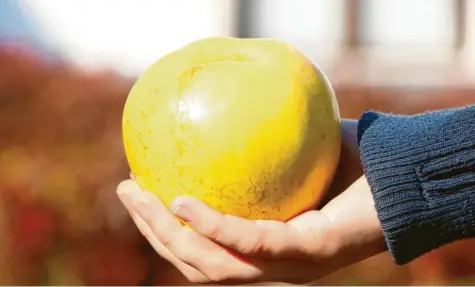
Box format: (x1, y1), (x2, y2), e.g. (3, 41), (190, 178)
(116, 176), (386, 285)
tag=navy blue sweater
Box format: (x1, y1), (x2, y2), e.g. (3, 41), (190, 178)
(357, 104), (475, 264)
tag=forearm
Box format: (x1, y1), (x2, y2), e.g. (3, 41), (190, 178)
(358, 104), (475, 264)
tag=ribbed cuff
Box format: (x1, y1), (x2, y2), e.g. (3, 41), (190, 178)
(357, 105), (475, 264)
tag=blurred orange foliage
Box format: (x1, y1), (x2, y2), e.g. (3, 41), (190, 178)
(1, 43), (475, 285)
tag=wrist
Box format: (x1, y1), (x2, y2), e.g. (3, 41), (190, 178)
(321, 176), (386, 268)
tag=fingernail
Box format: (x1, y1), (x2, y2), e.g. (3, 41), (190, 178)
(170, 201), (192, 222)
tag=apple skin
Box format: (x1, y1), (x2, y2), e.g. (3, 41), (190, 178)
(123, 37), (341, 222)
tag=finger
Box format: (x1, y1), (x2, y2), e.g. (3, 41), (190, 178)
(117, 182), (181, 246)
(117, 180), (180, 246)
(125, 190), (261, 283)
(130, 211), (209, 283)
(116, 181), (208, 283)
(165, 225), (263, 283)
(169, 196), (303, 258)
(165, 226), (322, 284)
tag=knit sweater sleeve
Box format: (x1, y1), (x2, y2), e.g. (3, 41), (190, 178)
(357, 104), (475, 265)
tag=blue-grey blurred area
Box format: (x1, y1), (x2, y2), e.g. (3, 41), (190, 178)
(0, 0), (41, 45)
(0, 1), (474, 286)
(0, 0), (57, 61)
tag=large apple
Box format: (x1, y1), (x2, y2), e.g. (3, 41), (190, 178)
(122, 37), (341, 221)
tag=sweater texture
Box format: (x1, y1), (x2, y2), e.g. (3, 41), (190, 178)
(357, 104), (475, 264)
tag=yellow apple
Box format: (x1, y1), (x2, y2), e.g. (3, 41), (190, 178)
(122, 37), (341, 221)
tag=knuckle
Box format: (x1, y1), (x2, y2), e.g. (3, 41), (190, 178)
(201, 218), (223, 240)
(238, 239), (264, 255)
(237, 222), (267, 255)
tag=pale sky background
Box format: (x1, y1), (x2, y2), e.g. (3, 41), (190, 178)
(1, 0), (472, 78)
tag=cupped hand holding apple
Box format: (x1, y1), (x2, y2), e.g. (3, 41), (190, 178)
(117, 174), (385, 285)
(119, 37), (386, 284)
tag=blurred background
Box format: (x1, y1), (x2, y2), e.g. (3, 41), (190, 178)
(1, 0), (475, 285)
